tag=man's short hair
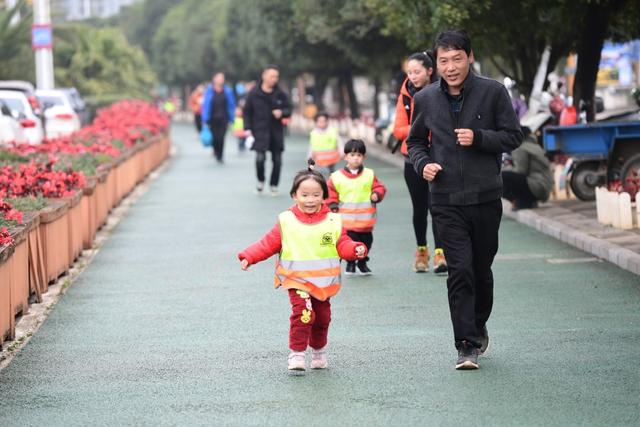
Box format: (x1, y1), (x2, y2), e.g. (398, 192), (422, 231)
(433, 29), (471, 58)
(263, 64), (279, 73)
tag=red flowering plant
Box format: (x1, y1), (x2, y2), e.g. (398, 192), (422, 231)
(0, 159), (86, 199)
(0, 198), (24, 247)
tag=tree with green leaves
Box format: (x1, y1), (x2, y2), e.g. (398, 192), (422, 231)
(0, 0), (35, 82)
(369, 0), (640, 121)
(54, 24), (157, 98)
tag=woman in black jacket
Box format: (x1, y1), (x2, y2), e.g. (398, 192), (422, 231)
(243, 65), (292, 195)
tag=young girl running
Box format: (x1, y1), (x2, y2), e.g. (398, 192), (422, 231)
(238, 160), (367, 372)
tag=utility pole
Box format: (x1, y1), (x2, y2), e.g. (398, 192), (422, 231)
(32, 0), (55, 89)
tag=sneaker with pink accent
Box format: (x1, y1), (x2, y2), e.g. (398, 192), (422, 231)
(310, 347), (328, 369)
(288, 351), (306, 371)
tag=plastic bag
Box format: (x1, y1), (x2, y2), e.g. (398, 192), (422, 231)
(200, 125), (213, 147)
(245, 134), (255, 150)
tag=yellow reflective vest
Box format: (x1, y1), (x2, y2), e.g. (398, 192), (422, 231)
(275, 210), (342, 301)
(310, 128), (340, 167)
(330, 168), (376, 230)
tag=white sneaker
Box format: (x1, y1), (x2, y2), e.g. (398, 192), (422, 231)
(255, 182), (264, 195)
(288, 351), (306, 371)
(310, 347), (328, 369)
(270, 186), (279, 196)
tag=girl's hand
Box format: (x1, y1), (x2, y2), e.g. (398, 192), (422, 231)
(370, 193), (379, 203)
(240, 259), (250, 270)
(355, 245), (366, 259)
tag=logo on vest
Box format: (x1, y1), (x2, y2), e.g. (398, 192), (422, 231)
(321, 232), (334, 246)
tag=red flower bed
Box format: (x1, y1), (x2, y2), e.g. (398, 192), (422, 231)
(0, 161), (86, 199)
(0, 198), (24, 247)
(0, 100), (169, 248)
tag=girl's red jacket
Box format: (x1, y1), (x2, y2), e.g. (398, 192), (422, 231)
(325, 167), (387, 232)
(238, 204), (366, 266)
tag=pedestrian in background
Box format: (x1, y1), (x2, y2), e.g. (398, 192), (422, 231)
(407, 30), (523, 370)
(243, 65), (292, 195)
(189, 84), (205, 133)
(201, 72), (236, 163)
(308, 112), (341, 175)
(238, 160), (367, 372)
(232, 106), (248, 152)
(326, 139), (386, 276)
(393, 51), (447, 275)
(502, 126), (553, 210)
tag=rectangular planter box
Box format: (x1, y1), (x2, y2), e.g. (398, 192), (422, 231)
(95, 169), (109, 229)
(67, 192), (83, 262)
(9, 223), (30, 318)
(24, 212), (47, 301)
(0, 244), (15, 345)
(81, 178), (98, 250)
(39, 199), (71, 284)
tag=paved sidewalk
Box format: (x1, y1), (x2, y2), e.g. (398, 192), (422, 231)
(363, 140), (640, 276)
(0, 124), (638, 426)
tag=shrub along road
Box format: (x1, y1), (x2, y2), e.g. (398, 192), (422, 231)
(0, 123), (638, 425)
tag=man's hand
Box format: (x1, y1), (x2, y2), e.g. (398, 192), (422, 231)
(355, 245), (366, 259)
(272, 109), (283, 119)
(455, 128), (474, 146)
(370, 193), (379, 203)
(422, 163), (443, 181)
(240, 259), (249, 270)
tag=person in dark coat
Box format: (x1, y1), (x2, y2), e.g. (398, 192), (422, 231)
(201, 72), (236, 163)
(243, 65), (292, 195)
(407, 30), (523, 370)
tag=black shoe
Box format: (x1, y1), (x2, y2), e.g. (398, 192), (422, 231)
(478, 325), (489, 356)
(356, 261), (372, 275)
(345, 261), (356, 275)
(455, 341), (479, 370)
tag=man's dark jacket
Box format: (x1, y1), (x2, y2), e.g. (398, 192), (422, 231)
(407, 72), (523, 205)
(243, 84), (292, 152)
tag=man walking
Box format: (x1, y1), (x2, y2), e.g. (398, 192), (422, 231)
(243, 65), (292, 195)
(407, 30), (523, 370)
(202, 72), (236, 163)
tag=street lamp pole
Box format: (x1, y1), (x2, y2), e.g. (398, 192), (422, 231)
(33, 0), (55, 89)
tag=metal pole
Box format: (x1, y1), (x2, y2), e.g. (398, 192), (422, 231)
(33, 0), (55, 89)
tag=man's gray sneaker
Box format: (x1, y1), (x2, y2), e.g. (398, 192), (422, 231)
(455, 341), (479, 370)
(478, 325), (489, 356)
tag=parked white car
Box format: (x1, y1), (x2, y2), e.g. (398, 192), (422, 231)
(0, 100), (26, 146)
(0, 90), (44, 145)
(36, 89), (82, 138)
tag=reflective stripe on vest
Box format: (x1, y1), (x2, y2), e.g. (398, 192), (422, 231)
(310, 129), (340, 166)
(275, 211), (342, 290)
(330, 168), (376, 229)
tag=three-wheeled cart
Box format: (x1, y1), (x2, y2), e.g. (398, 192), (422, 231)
(543, 121), (640, 200)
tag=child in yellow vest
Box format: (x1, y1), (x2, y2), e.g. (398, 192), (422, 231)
(326, 139), (387, 275)
(232, 106), (248, 152)
(308, 112), (341, 174)
(238, 160), (367, 372)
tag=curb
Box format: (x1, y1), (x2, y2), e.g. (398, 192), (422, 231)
(502, 206), (640, 276)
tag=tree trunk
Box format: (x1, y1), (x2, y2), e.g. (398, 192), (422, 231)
(573, 1), (624, 122)
(343, 69), (359, 119)
(314, 73), (328, 111)
(372, 77), (380, 120)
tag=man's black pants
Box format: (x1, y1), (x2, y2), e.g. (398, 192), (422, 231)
(210, 121), (228, 161)
(256, 150), (282, 187)
(431, 200), (502, 349)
